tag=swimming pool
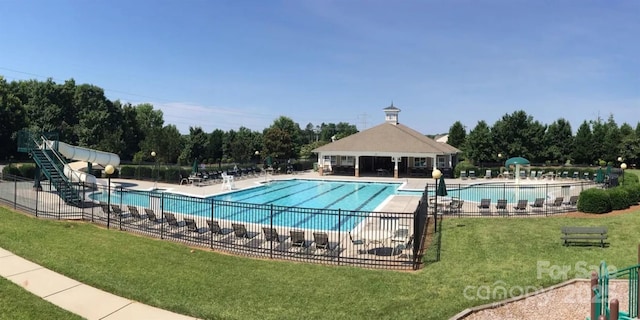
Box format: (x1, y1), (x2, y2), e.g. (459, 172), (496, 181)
(91, 179), (407, 231)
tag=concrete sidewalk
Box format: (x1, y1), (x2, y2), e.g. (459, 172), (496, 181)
(0, 247), (198, 320)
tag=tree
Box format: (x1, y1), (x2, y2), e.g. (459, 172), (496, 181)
(543, 118), (573, 164)
(447, 121), (466, 148)
(463, 120), (493, 165)
(491, 110), (545, 162)
(572, 121), (594, 165)
(135, 103), (164, 162)
(0, 76), (26, 160)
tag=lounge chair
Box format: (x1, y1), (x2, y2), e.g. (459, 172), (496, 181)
(583, 172), (590, 180)
(530, 198), (545, 212)
(206, 220), (233, 237)
(165, 212), (186, 229)
(262, 227), (289, 243)
(572, 171), (579, 180)
(144, 208), (166, 224)
(397, 235), (414, 259)
(563, 196), (579, 209)
(110, 205), (131, 219)
(561, 171), (569, 179)
(513, 200), (528, 214)
(478, 198), (491, 214)
(313, 232), (339, 255)
(447, 199), (464, 215)
(519, 170), (526, 180)
(231, 223), (258, 241)
(468, 170), (476, 179)
(546, 197), (564, 211)
(460, 170), (468, 180)
(184, 218), (209, 237)
(391, 224), (410, 244)
(530, 170), (537, 179)
(484, 169), (491, 179)
(289, 230), (311, 252)
(496, 199), (508, 215)
(127, 205), (147, 220)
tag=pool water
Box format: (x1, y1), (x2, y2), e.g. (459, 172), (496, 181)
(213, 179), (400, 211)
(91, 179), (405, 231)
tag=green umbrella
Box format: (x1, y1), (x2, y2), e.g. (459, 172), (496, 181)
(436, 175), (448, 196)
(192, 159), (198, 174)
(595, 168), (604, 183)
(606, 165), (612, 178)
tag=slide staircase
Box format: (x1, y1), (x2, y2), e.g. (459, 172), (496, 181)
(17, 131), (83, 205)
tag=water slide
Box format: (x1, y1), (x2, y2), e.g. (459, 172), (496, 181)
(44, 141), (120, 185)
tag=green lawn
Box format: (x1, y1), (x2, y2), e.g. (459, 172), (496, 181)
(1, 180), (640, 319)
(0, 277), (83, 320)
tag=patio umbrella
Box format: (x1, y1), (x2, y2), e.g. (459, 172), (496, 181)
(192, 159), (198, 174)
(436, 175), (448, 197)
(595, 168), (604, 183)
(606, 164), (612, 178)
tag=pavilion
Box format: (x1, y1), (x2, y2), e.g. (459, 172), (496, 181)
(313, 104), (461, 178)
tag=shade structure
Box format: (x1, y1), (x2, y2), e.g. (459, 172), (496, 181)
(192, 159), (198, 174)
(595, 167), (604, 183)
(436, 175), (448, 196)
(504, 157), (530, 167)
(505, 157), (530, 185)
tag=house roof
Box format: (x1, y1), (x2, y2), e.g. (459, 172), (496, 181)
(313, 122), (460, 154)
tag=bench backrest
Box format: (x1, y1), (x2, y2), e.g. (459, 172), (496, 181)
(561, 226), (607, 234)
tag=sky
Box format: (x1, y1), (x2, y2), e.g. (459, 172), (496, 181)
(1, 0), (638, 135)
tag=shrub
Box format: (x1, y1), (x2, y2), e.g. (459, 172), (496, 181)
(608, 188), (630, 210)
(18, 163), (37, 179)
(454, 161), (476, 178)
(119, 166), (136, 178)
(577, 188), (611, 214)
(163, 167), (182, 183)
(623, 185), (640, 205)
(135, 166), (152, 180)
(2, 165), (22, 177)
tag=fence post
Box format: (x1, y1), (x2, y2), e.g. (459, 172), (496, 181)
(210, 200), (215, 250)
(545, 184), (548, 217)
(13, 178), (17, 209)
(337, 208), (341, 266)
(269, 204), (274, 259)
(35, 186), (39, 217)
(591, 271), (598, 320)
(160, 192), (165, 239)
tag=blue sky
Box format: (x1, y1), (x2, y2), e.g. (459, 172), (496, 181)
(1, 0), (638, 135)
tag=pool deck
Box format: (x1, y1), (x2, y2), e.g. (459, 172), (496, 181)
(109, 170), (589, 214)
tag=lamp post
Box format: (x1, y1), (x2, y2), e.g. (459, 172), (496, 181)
(621, 163), (627, 185)
(105, 164), (115, 229)
(151, 151), (157, 189)
(432, 168), (442, 232)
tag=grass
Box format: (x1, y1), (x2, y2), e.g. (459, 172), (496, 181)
(0, 277), (83, 320)
(1, 172), (640, 319)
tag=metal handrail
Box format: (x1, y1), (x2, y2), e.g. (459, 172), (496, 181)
(38, 135), (84, 184)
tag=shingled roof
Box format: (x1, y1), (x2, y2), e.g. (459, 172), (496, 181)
(313, 122), (460, 154)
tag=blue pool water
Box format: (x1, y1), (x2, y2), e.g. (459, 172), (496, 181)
(92, 179), (405, 231)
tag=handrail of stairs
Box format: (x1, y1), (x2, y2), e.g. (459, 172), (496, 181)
(37, 135), (85, 184)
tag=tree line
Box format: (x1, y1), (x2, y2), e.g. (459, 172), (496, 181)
(3, 76), (636, 169)
(0, 76), (357, 166)
(447, 110), (640, 167)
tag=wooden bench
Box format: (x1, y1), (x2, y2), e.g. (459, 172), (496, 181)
(561, 226), (607, 247)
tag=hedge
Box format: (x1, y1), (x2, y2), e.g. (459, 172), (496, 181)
(577, 188), (612, 214)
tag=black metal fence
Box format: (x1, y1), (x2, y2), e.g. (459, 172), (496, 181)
(0, 174), (426, 270)
(0, 173), (597, 270)
(424, 181), (595, 217)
